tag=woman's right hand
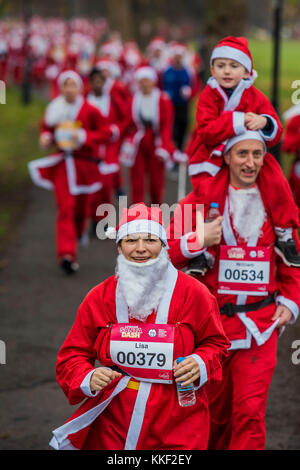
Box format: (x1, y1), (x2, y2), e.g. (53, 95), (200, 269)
(90, 367), (122, 392)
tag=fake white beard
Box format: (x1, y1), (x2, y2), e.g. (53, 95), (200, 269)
(229, 185), (266, 241)
(116, 247), (170, 322)
(44, 95), (83, 127)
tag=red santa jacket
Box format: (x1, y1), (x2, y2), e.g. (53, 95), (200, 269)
(87, 78), (131, 175)
(282, 111), (300, 207)
(188, 76), (283, 178)
(28, 95), (117, 195)
(167, 167), (300, 349)
(119, 87), (177, 169)
(282, 113), (300, 156)
(49, 263), (229, 450)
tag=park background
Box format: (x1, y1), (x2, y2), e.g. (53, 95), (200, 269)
(0, 0), (300, 450)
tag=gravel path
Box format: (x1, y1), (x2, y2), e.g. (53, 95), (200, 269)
(0, 172), (299, 450)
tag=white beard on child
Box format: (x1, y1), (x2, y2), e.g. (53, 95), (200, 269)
(116, 247), (169, 322)
(229, 185), (266, 241)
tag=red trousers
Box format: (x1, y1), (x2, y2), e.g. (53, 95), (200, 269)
(0, 60), (7, 82)
(207, 330), (278, 450)
(90, 173), (114, 223)
(53, 163), (92, 260)
(130, 130), (165, 205)
(191, 153), (300, 229)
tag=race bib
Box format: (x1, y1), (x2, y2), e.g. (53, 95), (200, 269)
(110, 323), (175, 384)
(218, 245), (270, 296)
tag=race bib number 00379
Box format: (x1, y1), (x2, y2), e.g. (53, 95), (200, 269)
(110, 323), (175, 384)
(218, 245), (270, 296)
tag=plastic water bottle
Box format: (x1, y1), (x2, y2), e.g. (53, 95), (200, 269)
(205, 202), (220, 222)
(176, 357), (196, 407)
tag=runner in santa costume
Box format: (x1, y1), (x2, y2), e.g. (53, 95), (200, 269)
(145, 36), (168, 89)
(167, 131), (300, 450)
(28, 70), (119, 274)
(87, 59), (131, 202)
(120, 66), (185, 205)
(187, 36), (300, 271)
(86, 66), (131, 234)
(49, 203), (229, 450)
(282, 104), (300, 209)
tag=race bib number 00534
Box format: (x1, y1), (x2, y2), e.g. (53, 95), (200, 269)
(110, 323), (175, 384)
(218, 245), (270, 296)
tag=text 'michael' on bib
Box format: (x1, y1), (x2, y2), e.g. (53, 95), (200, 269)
(110, 323), (175, 384)
(218, 245), (270, 296)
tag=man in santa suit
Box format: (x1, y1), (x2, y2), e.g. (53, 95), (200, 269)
(49, 203), (229, 450)
(282, 104), (300, 209)
(86, 62), (131, 231)
(187, 36), (300, 271)
(120, 66), (184, 205)
(28, 70), (118, 274)
(167, 131), (300, 450)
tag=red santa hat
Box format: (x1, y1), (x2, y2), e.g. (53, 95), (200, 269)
(224, 130), (266, 154)
(95, 58), (121, 78)
(210, 36), (253, 74)
(147, 36), (165, 52)
(106, 203), (168, 247)
(134, 65), (157, 83)
(57, 69), (83, 90)
(99, 40), (121, 60)
(170, 42), (187, 57)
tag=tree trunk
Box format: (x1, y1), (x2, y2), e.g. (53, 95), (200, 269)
(202, 0), (249, 79)
(105, 0), (135, 41)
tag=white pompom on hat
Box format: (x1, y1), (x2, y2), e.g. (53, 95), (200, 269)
(105, 202), (168, 247)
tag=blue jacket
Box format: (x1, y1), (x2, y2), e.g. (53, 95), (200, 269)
(162, 66), (191, 106)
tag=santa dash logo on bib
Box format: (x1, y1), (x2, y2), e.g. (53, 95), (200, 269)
(227, 247), (246, 259)
(120, 325), (143, 339)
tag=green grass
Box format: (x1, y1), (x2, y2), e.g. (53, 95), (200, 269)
(0, 87), (45, 185)
(0, 87), (45, 250)
(248, 38), (300, 114)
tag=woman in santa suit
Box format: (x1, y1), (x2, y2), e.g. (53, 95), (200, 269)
(120, 66), (184, 205)
(28, 70), (119, 274)
(49, 203), (229, 450)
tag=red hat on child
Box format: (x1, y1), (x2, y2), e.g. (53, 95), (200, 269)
(210, 36), (253, 74)
(106, 203), (168, 246)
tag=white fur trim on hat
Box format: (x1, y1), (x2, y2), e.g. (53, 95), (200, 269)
(58, 70), (83, 90)
(135, 66), (157, 83)
(210, 46), (252, 73)
(224, 130), (266, 154)
(116, 219), (168, 247)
